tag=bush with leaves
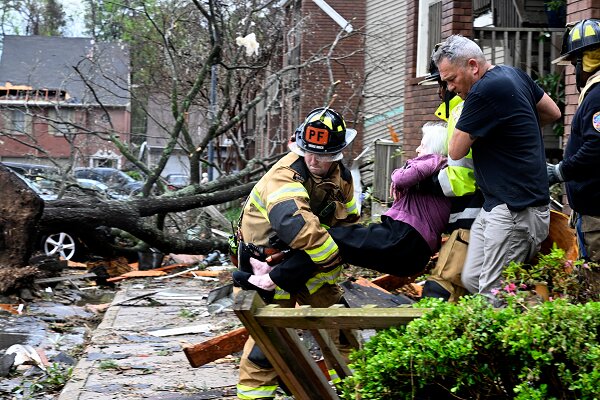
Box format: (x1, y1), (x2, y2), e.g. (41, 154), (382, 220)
(341, 296), (600, 399)
(500, 245), (600, 303)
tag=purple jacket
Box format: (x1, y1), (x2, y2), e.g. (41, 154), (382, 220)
(383, 153), (450, 251)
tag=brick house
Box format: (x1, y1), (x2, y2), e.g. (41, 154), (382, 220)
(0, 35), (130, 169)
(402, 0), (599, 161)
(261, 0), (366, 161)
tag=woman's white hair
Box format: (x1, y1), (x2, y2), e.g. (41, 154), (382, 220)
(421, 122), (448, 156)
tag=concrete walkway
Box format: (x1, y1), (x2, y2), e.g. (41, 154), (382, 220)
(59, 276), (241, 400)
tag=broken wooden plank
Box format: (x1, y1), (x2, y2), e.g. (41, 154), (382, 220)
(310, 328), (353, 381)
(183, 326), (250, 368)
(154, 263), (195, 272)
(234, 290), (338, 400)
(34, 273), (97, 284)
(106, 270), (167, 282)
(205, 205), (233, 230)
(370, 274), (419, 292)
(252, 303), (426, 330)
(0, 304), (23, 315)
(183, 278), (396, 368)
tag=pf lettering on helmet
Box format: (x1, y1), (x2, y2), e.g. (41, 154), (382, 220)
(305, 126), (329, 148)
(289, 107), (358, 161)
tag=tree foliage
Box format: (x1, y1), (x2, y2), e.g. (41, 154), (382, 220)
(0, 0), (66, 36)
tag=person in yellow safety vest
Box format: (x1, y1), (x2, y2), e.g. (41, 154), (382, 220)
(548, 19), (600, 262)
(416, 50), (484, 302)
(234, 107), (360, 399)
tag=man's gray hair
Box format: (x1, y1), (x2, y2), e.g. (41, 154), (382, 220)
(432, 35), (486, 66)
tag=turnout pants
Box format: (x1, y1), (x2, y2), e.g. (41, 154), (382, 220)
(237, 283), (350, 399)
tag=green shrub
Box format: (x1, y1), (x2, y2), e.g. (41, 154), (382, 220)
(341, 297), (600, 399)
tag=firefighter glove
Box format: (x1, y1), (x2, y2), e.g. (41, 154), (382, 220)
(547, 162), (564, 186)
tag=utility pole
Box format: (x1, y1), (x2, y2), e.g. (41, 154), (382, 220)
(208, 64), (217, 181)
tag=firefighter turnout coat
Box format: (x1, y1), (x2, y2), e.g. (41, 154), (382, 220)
(239, 152), (360, 298)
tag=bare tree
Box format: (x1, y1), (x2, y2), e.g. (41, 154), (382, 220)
(0, 0), (366, 261)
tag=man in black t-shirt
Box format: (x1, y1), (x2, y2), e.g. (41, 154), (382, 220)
(548, 19), (600, 262)
(432, 35), (561, 305)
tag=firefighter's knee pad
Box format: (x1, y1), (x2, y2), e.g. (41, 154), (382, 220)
(248, 344), (272, 369)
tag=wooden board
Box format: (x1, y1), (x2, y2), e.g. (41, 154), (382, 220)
(183, 327), (250, 368)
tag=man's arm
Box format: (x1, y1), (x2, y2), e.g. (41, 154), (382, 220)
(449, 129), (476, 160)
(536, 92), (561, 127)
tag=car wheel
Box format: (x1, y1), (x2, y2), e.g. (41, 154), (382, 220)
(43, 232), (78, 261)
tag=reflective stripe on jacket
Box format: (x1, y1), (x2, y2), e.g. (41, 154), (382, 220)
(434, 97), (482, 230)
(240, 152), (359, 295)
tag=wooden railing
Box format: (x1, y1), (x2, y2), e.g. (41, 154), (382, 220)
(473, 27), (564, 79)
(233, 290), (427, 400)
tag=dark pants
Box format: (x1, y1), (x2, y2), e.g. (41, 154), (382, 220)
(270, 218), (432, 293)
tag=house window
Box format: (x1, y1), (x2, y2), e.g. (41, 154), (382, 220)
(1, 109), (31, 135)
(416, 0), (442, 77)
(48, 108), (74, 136)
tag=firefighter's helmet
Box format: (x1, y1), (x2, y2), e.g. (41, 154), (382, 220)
(552, 19), (600, 65)
(289, 108), (356, 161)
(418, 58), (441, 86)
(419, 43), (443, 85)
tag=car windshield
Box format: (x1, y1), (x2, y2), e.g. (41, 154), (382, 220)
(11, 170), (58, 200)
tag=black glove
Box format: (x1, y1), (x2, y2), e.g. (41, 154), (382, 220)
(416, 173), (444, 196)
(547, 162), (564, 186)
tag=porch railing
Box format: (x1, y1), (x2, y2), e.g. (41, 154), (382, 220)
(473, 27), (564, 79)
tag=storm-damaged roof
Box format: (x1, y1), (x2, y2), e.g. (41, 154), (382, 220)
(0, 35), (130, 107)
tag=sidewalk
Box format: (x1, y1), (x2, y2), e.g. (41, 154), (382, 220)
(59, 275), (241, 400)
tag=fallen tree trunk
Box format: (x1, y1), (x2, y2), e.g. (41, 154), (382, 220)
(0, 165), (44, 268)
(38, 181), (256, 255)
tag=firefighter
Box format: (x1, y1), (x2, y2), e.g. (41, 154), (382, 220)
(417, 49), (484, 302)
(548, 19), (600, 262)
(234, 107), (359, 399)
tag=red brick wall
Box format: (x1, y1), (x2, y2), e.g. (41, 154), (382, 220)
(403, 1), (473, 157)
(298, 0), (366, 158)
(0, 106), (130, 165)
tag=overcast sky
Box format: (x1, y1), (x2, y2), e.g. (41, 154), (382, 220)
(2, 0), (87, 37)
(61, 0), (87, 37)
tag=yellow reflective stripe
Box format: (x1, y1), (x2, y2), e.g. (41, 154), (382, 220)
(306, 265), (343, 294)
(305, 236), (338, 263)
(328, 369), (341, 383)
(274, 265), (343, 297)
(273, 287), (290, 300)
(236, 383), (278, 399)
(266, 182), (309, 207)
(345, 196), (358, 215)
(249, 188), (269, 221)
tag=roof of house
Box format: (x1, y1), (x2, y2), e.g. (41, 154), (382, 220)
(0, 35), (130, 107)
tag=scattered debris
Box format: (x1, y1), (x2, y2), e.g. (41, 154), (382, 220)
(148, 324), (212, 337)
(5, 344), (48, 371)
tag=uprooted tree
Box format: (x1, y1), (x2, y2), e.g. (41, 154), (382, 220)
(0, 0), (368, 266)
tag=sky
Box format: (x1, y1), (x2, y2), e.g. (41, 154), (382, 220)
(61, 0), (87, 37)
(2, 0), (87, 37)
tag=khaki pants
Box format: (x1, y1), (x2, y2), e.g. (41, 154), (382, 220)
(237, 283), (349, 399)
(462, 204), (549, 305)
